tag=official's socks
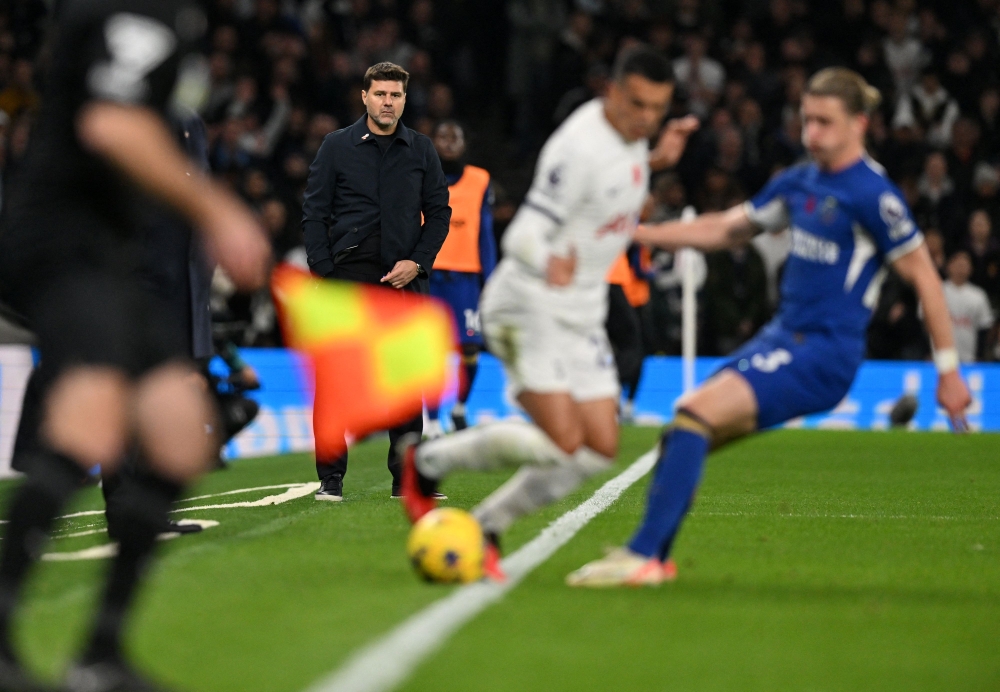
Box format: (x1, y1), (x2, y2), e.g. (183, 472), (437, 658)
(415, 421), (570, 480)
(0, 452), (84, 657)
(474, 447), (612, 536)
(82, 472), (183, 664)
(628, 415), (710, 560)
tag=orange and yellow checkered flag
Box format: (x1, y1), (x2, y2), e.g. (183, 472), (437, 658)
(271, 264), (456, 459)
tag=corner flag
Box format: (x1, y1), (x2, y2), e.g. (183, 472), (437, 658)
(271, 264), (456, 459)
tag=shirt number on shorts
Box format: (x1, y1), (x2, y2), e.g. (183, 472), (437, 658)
(463, 309), (481, 335)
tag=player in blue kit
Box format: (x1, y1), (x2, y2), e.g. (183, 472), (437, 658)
(567, 68), (973, 587)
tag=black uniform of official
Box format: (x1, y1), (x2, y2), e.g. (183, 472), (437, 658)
(0, 0), (204, 377)
(0, 2), (218, 686)
(302, 114), (451, 489)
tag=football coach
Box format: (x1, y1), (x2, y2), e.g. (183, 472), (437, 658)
(302, 62), (451, 501)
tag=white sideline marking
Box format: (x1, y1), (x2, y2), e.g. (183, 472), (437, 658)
(170, 483), (319, 512)
(42, 520), (220, 561)
(692, 511), (995, 521)
(57, 483), (321, 520)
(305, 449), (658, 692)
(178, 483), (311, 503)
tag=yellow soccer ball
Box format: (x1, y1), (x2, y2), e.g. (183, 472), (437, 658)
(407, 508), (484, 583)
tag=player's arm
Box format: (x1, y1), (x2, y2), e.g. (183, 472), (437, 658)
(77, 102), (270, 290)
(479, 184), (498, 282)
(503, 144), (587, 286)
(892, 245), (972, 426)
(649, 115), (699, 171)
(634, 203), (757, 251)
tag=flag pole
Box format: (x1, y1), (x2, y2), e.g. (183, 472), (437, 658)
(680, 205), (698, 395)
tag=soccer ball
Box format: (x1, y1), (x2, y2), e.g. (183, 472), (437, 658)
(407, 508), (484, 583)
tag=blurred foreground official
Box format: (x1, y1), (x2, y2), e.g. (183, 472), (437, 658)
(0, 2), (270, 690)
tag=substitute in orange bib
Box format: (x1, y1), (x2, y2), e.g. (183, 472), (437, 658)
(426, 121), (497, 436)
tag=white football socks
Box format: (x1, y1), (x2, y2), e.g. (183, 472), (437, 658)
(415, 420), (571, 479)
(473, 446), (613, 536)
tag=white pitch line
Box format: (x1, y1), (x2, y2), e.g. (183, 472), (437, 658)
(304, 448), (658, 692)
(691, 511), (996, 521)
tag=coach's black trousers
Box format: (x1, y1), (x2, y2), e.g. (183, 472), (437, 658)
(314, 246), (424, 488)
(315, 413), (422, 488)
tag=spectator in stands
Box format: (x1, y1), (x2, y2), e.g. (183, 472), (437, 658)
(714, 124), (764, 194)
(965, 210), (1000, 308)
(946, 117), (982, 201)
(975, 86), (1000, 159)
(0, 58), (36, 119)
(969, 163), (1000, 226)
(883, 8), (928, 94)
(673, 32), (725, 118)
(893, 70), (960, 149)
(868, 269), (927, 361)
(703, 238), (769, 356)
(925, 229), (947, 277)
(939, 251), (995, 362)
(914, 152), (960, 247)
(550, 9), (593, 116)
(739, 42), (782, 115)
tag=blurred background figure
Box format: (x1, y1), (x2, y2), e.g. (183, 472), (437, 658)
(939, 250), (995, 363)
(426, 120), (497, 438)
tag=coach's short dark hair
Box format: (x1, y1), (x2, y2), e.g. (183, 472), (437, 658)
(364, 62), (410, 92)
(612, 45), (674, 84)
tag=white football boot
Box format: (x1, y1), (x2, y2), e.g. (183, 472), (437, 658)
(566, 547), (677, 587)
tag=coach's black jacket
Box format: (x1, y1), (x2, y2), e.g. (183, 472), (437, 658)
(302, 116), (451, 293)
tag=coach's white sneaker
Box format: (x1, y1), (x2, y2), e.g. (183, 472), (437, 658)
(566, 547), (674, 587)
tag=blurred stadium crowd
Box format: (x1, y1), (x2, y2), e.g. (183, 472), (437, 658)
(0, 0), (998, 362)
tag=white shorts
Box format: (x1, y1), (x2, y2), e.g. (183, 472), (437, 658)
(481, 302), (619, 402)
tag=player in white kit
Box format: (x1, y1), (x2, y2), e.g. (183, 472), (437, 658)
(400, 46), (697, 580)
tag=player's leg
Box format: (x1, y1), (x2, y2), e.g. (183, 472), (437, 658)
(450, 343), (481, 431)
(424, 271), (455, 438)
(73, 362), (216, 677)
(387, 413), (426, 498)
(0, 274), (136, 681)
(401, 308), (588, 517)
(409, 393), (580, 479)
(627, 370), (756, 556)
(0, 366), (130, 647)
(606, 284), (643, 422)
(567, 370), (758, 587)
(409, 315), (619, 488)
(472, 397), (617, 540)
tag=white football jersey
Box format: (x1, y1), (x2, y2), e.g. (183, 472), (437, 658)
(486, 99), (650, 329)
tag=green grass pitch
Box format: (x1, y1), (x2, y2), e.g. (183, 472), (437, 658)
(4, 428), (998, 691)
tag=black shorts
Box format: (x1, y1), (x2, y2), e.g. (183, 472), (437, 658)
(16, 269), (186, 381)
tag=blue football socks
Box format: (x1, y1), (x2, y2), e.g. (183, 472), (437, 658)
(628, 426), (708, 560)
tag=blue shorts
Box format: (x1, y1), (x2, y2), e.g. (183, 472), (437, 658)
(430, 270), (483, 346)
(718, 321), (865, 429)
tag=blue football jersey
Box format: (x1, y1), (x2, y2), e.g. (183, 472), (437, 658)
(745, 157), (924, 339)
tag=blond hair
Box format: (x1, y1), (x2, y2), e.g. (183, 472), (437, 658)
(804, 68), (881, 115)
